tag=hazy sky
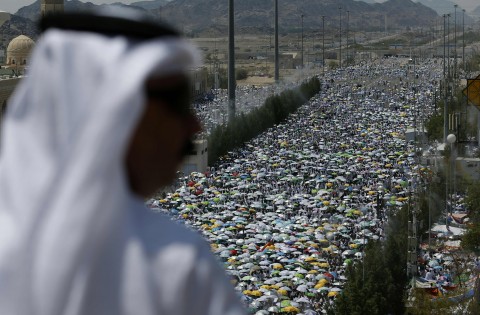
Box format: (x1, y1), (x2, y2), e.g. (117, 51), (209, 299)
(1, 0), (479, 14)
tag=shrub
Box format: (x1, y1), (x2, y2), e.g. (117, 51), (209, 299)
(207, 77), (321, 165)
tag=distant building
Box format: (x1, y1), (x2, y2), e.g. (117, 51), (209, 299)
(41, 0), (64, 17)
(6, 35), (35, 71)
(0, 34), (35, 132)
(182, 139), (208, 174)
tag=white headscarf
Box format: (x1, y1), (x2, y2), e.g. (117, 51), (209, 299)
(0, 29), (244, 315)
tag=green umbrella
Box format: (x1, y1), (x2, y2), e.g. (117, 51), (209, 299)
(280, 300), (292, 307)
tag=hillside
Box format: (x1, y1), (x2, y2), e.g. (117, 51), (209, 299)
(15, 0), (148, 22)
(157, 0), (439, 36)
(7, 0), (439, 40)
(0, 15), (38, 49)
(130, 0), (171, 10)
(414, 0), (456, 15)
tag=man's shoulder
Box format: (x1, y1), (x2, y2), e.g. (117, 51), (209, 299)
(132, 206), (209, 255)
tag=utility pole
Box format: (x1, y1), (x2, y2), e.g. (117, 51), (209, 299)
(447, 14), (451, 81)
(454, 4), (458, 79)
(462, 9), (465, 74)
(443, 14), (448, 143)
(274, 0), (279, 82)
(339, 7), (342, 68)
(443, 14), (446, 79)
(228, 0), (235, 122)
(301, 14), (304, 69)
(407, 184), (418, 288)
(322, 15), (325, 75)
(347, 10), (350, 63)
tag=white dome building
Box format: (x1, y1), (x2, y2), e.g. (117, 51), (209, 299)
(6, 35), (35, 67)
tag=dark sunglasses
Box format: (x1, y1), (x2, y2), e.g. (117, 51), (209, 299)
(145, 80), (193, 117)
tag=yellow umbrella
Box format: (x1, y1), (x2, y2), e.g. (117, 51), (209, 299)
(277, 289), (288, 296)
(315, 279), (329, 289)
(281, 306), (300, 313)
(308, 270), (319, 274)
(314, 282), (326, 289)
(249, 290), (263, 297)
(328, 291), (339, 297)
(272, 263), (284, 270)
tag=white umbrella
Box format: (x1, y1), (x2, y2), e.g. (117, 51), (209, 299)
(296, 284), (308, 292)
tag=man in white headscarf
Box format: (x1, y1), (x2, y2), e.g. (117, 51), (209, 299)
(0, 8), (245, 315)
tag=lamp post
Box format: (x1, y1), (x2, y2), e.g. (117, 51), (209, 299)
(228, 0), (235, 122)
(346, 10), (349, 63)
(447, 13), (451, 80)
(339, 6), (342, 68)
(454, 4), (458, 79)
(443, 14), (446, 79)
(446, 133), (456, 230)
(274, 0), (279, 83)
(322, 15), (325, 75)
(462, 9), (465, 74)
(301, 14), (304, 69)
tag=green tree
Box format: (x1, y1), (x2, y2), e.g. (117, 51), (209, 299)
(207, 77), (321, 165)
(335, 241), (405, 315)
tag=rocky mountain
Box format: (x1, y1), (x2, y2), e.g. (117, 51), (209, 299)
(14, 0), (148, 22)
(130, 0), (171, 10)
(156, 0), (439, 36)
(0, 14), (38, 50)
(7, 0), (439, 40)
(414, 0), (457, 15)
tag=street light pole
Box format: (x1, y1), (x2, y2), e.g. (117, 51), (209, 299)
(462, 9), (465, 74)
(454, 4), (458, 79)
(446, 134), (456, 230)
(346, 10), (349, 63)
(322, 15), (325, 75)
(339, 6), (342, 68)
(443, 14), (446, 79)
(274, 0), (279, 83)
(301, 14), (304, 69)
(228, 0), (235, 122)
(447, 13), (451, 80)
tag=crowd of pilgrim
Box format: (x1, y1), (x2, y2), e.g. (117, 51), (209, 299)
(148, 58), (450, 314)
